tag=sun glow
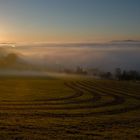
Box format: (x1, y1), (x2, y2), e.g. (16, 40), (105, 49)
(11, 44), (16, 48)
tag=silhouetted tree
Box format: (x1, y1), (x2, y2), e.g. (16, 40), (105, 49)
(100, 72), (112, 79)
(76, 66), (87, 75)
(115, 68), (122, 80)
(119, 70), (140, 81)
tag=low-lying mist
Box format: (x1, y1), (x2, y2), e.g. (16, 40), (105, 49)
(0, 42), (140, 76)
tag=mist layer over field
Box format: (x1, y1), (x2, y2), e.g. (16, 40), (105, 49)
(0, 42), (140, 74)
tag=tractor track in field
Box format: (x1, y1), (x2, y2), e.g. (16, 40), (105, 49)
(83, 80), (140, 100)
(0, 81), (125, 110)
(0, 81), (100, 110)
(0, 82), (92, 106)
(0, 80), (139, 118)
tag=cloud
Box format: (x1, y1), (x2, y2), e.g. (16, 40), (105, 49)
(0, 43), (140, 72)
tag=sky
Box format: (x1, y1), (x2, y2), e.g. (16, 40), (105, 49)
(0, 0), (140, 43)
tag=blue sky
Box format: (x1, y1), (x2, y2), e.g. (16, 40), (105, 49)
(0, 0), (140, 43)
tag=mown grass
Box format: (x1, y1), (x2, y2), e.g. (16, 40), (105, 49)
(0, 75), (139, 140)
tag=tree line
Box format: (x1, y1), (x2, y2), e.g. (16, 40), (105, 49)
(63, 67), (140, 81)
(99, 68), (140, 81)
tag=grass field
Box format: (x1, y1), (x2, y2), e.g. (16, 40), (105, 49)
(0, 75), (139, 140)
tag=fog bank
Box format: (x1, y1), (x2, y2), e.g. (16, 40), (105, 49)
(0, 42), (140, 75)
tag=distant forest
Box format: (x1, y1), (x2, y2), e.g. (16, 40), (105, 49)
(63, 67), (140, 81)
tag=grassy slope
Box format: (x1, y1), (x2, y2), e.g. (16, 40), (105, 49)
(0, 75), (139, 140)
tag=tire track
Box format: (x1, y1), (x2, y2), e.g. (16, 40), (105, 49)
(0, 80), (139, 118)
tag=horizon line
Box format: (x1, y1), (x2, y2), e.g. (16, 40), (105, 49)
(0, 39), (140, 45)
